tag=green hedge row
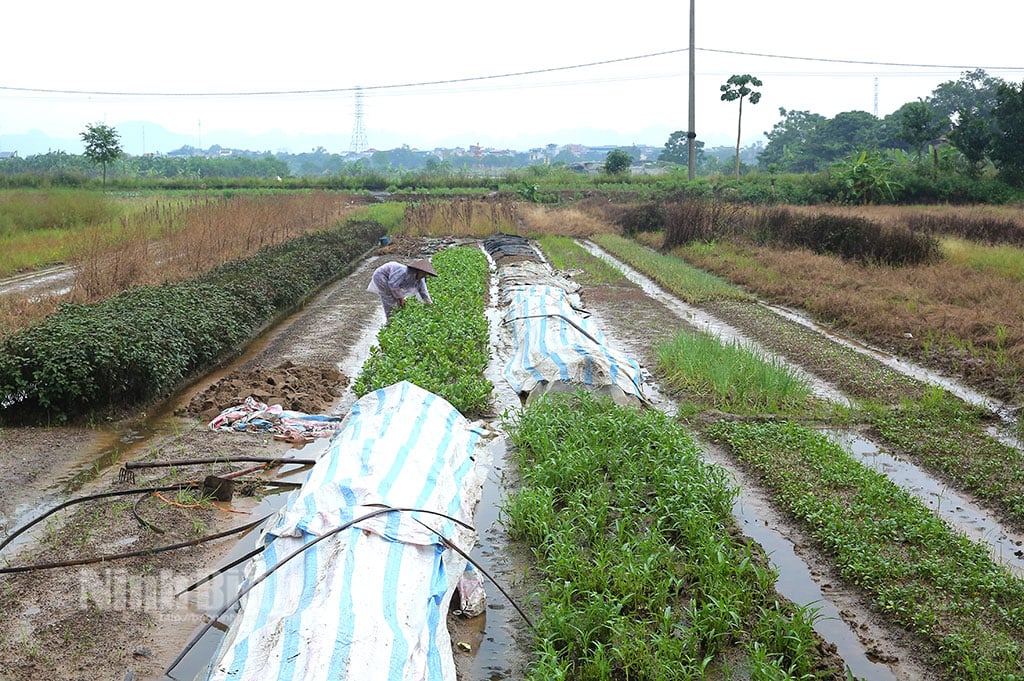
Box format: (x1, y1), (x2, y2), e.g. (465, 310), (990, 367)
(0, 219), (384, 424)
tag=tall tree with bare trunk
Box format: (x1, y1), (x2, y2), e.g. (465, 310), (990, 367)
(721, 74), (762, 178)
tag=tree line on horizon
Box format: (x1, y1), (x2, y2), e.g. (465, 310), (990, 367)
(3, 69), (1023, 188)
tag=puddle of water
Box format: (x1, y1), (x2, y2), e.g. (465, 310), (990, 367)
(827, 429), (1024, 578)
(1, 423), (166, 557)
(460, 436), (530, 681)
(0, 265), (75, 298)
(700, 446), (919, 681)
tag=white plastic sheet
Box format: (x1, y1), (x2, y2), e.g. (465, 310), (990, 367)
(202, 381), (488, 681)
(499, 283), (646, 405)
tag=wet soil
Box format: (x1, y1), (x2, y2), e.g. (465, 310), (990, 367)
(0, 234), (982, 680)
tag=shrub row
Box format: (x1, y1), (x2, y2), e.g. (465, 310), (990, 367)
(608, 200), (942, 267)
(749, 208), (942, 266)
(0, 219), (384, 424)
(901, 211), (1024, 247)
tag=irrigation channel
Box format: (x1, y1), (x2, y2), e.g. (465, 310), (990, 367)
(1, 234), (1021, 680)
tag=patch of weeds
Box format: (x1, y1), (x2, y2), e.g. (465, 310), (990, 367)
(656, 327), (814, 416)
(591, 232), (750, 304)
(534, 235), (626, 286)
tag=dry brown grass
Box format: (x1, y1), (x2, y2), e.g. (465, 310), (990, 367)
(399, 199), (519, 237)
(678, 240), (1024, 400)
(0, 294), (60, 338)
(0, 193), (363, 335)
(787, 203), (1024, 228)
(69, 193), (361, 298)
(517, 203), (620, 237)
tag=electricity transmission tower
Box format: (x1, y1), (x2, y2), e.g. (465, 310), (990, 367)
(350, 87), (368, 153)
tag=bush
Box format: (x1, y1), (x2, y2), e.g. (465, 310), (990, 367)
(603, 202), (665, 235)
(0, 218), (384, 424)
(754, 211), (941, 265)
(663, 200), (745, 248)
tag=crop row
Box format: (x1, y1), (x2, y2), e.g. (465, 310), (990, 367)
(502, 391), (845, 680)
(708, 420), (1024, 679)
(580, 234), (1024, 678)
(0, 218), (384, 424)
(351, 246), (493, 417)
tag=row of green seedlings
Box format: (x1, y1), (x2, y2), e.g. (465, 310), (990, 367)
(591, 231), (1024, 527)
(600, 252), (1024, 675)
(656, 324), (1024, 678)
(0, 218), (385, 425)
(351, 245), (493, 417)
(501, 390), (845, 680)
(552, 232), (1024, 677)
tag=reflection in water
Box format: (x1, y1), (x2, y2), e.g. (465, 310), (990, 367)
(827, 429), (1024, 579)
(701, 445), (908, 681)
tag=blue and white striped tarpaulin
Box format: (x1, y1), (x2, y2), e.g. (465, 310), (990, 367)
(500, 284), (646, 403)
(202, 381), (488, 681)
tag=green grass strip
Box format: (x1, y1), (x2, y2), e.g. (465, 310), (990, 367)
(706, 419), (1024, 680)
(656, 327), (815, 416)
(504, 392), (845, 680)
(532, 234), (626, 286)
(590, 232), (749, 304)
(353, 246), (493, 417)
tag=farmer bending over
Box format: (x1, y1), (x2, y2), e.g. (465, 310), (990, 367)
(367, 258), (437, 319)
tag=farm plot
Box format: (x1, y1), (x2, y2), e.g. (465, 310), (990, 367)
(2, 224), (1023, 680)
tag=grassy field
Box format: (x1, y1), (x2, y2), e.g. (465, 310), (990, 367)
(0, 190), (372, 335)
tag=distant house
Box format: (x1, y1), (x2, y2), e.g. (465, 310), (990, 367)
(569, 161), (603, 175)
(0, 151), (17, 159)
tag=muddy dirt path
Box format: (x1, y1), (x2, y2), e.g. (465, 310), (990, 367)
(1, 234), (1014, 680)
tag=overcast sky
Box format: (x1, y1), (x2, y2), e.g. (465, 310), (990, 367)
(2, 0), (1023, 155)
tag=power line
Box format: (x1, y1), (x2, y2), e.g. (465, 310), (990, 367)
(697, 47), (1024, 72)
(1, 48), (1020, 99)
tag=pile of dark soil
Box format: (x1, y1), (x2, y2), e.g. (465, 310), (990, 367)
(177, 361), (348, 421)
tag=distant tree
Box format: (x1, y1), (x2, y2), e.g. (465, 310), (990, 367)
(423, 156), (453, 175)
(604, 149), (633, 175)
(930, 69), (1003, 129)
(948, 106), (994, 177)
(991, 80), (1024, 186)
(659, 130), (705, 167)
(720, 74), (762, 177)
(826, 111), (883, 154)
(897, 100), (945, 164)
(80, 122), (123, 185)
(759, 108), (829, 172)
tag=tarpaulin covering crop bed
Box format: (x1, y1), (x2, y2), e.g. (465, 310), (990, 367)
(201, 381), (488, 681)
(499, 282), (646, 404)
(483, 233), (646, 405)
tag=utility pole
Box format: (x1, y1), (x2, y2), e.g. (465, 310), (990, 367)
(687, 0), (696, 180)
